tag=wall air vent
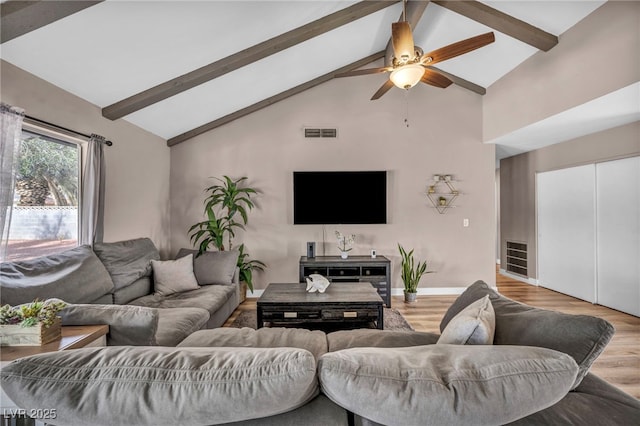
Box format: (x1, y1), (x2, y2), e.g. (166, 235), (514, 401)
(506, 241), (528, 277)
(304, 128), (338, 138)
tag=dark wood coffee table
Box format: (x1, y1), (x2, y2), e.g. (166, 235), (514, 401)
(257, 282), (384, 330)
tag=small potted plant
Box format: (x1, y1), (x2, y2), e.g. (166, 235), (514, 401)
(0, 299), (67, 345)
(398, 244), (433, 303)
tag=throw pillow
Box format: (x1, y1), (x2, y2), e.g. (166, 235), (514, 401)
(440, 280), (615, 389)
(151, 254), (199, 296)
(437, 295), (495, 345)
(1, 346), (318, 426)
(175, 248), (239, 285)
(318, 345), (578, 426)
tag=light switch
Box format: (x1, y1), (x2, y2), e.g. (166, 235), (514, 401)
(463, 218), (469, 227)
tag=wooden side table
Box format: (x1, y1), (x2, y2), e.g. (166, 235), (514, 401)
(1, 324), (109, 362)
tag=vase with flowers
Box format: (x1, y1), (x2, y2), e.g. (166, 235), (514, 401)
(335, 231), (355, 259)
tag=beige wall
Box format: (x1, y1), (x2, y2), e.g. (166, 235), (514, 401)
(500, 121), (640, 279)
(1, 60), (172, 255)
(170, 74), (496, 291)
(484, 0), (639, 142)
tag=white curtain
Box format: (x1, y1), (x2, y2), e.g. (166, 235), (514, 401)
(80, 134), (106, 246)
(0, 103), (25, 262)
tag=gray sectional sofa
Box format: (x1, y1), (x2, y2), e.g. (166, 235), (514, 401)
(2, 280), (639, 425)
(0, 238), (240, 346)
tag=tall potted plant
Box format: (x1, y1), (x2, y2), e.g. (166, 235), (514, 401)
(398, 243), (432, 303)
(189, 176), (265, 297)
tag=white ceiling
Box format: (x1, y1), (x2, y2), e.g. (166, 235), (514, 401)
(2, 0), (625, 158)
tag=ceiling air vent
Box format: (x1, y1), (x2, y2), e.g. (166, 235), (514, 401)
(304, 128), (338, 139)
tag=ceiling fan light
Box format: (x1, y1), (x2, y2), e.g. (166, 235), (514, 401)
(390, 64), (425, 89)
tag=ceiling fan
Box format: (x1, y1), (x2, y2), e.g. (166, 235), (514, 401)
(335, 2), (495, 100)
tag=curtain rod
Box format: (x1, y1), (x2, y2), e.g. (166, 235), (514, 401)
(24, 115), (113, 146)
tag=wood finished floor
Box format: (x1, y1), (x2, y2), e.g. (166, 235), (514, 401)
(225, 271), (640, 399)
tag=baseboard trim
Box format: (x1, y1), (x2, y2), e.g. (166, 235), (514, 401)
(499, 269), (539, 286)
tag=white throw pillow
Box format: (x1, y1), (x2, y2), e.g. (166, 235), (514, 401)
(152, 254), (200, 296)
(437, 294), (495, 345)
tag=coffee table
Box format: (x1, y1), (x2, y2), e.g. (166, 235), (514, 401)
(257, 282), (384, 330)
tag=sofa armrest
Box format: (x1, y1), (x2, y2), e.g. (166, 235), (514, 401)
(60, 304), (159, 346)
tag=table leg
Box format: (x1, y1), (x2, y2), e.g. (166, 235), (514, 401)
(257, 306), (264, 329)
(377, 304), (384, 330)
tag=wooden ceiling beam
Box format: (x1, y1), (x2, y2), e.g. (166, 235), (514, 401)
(167, 51), (386, 147)
(432, 0), (558, 51)
(428, 66), (485, 95)
(103, 1), (398, 121)
(1, 1), (103, 43)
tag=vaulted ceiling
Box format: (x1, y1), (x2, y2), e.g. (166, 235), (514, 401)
(3, 0), (622, 156)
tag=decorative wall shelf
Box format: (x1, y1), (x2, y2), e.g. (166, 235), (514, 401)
(426, 174), (460, 214)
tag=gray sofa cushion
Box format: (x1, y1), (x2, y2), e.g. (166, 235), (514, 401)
(60, 303), (158, 346)
(441, 280), (615, 389)
(327, 329), (439, 352)
(128, 283), (235, 316)
(179, 327), (328, 360)
(0, 245), (114, 306)
(93, 238), (159, 290)
(1, 346), (319, 426)
(508, 373), (640, 426)
(319, 345), (579, 426)
(112, 276), (151, 305)
(175, 248), (239, 285)
(155, 307), (209, 347)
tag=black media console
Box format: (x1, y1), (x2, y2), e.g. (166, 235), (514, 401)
(299, 255), (392, 307)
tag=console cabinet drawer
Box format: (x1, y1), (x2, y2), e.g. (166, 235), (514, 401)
(362, 266), (387, 276)
(328, 267), (360, 277)
(302, 266), (328, 277)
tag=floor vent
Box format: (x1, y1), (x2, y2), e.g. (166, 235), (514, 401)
(304, 128), (337, 138)
(506, 241), (528, 277)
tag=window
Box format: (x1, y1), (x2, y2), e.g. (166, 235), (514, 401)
(5, 128), (83, 261)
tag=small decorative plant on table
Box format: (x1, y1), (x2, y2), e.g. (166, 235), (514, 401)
(398, 244), (433, 303)
(0, 300), (67, 346)
(336, 231), (355, 259)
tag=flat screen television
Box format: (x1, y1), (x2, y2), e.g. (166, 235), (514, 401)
(293, 171), (387, 224)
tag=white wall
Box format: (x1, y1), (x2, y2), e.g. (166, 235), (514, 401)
(1, 60), (172, 256)
(170, 74), (496, 292)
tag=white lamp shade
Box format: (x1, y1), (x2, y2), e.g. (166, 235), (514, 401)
(390, 64), (425, 89)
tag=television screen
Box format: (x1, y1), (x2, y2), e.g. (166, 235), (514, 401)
(293, 171), (387, 224)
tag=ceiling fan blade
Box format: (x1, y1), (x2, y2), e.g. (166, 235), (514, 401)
(392, 21), (415, 62)
(335, 67), (391, 78)
(371, 80), (395, 100)
(420, 68), (453, 88)
(421, 32), (495, 65)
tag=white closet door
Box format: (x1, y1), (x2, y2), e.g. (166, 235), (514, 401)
(596, 156), (640, 316)
(537, 165), (596, 302)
